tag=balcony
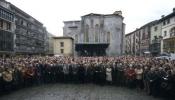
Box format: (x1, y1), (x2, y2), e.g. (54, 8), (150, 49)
(152, 39), (161, 44)
(170, 32), (175, 37)
(0, 7), (14, 22)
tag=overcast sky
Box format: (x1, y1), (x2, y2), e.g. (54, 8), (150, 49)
(8, 0), (175, 36)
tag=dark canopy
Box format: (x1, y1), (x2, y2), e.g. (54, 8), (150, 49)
(75, 43), (109, 56)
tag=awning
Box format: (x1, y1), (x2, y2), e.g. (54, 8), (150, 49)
(144, 51), (150, 54)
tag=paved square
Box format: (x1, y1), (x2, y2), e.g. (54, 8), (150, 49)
(0, 84), (165, 100)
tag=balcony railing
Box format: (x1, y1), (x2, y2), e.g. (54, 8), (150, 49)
(170, 32), (175, 37)
(0, 7), (14, 22)
(152, 39), (161, 44)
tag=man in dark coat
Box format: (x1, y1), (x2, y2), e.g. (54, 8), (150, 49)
(77, 63), (85, 83)
(146, 67), (159, 96)
(63, 63), (69, 83)
(0, 67), (3, 94)
(12, 67), (21, 90)
(116, 63), (125, 86)
(43, 63), (51, 83)
(68, 63), (73, 83)
(72, 63), (78, 83)
(50, 64), (57, 83)
(57, 64), (64, 83)
(93, 63), (105, 85)
(86, 63), (94, 83)
(35, 63), (43, 85)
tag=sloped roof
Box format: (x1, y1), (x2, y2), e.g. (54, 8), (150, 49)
(160, 11), (175, 22)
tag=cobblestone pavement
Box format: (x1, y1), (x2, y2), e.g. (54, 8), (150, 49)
(0, 84), (165, 100)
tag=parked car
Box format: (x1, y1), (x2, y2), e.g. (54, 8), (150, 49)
(155, 53), (175, 60)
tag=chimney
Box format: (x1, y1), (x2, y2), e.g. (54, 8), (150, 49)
(173, 8), (175, 12)
(113, 11), (122, 16)
(161, 15), (165, 18)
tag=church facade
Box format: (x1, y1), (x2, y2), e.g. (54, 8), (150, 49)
(63, 11), (125, 56)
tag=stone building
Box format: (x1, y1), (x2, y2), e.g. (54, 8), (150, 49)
(53, 37), (74, 56)
(10, 3), (47, 55)
(150, 20), (162, 56)
(125, 32), (135, 55)
(0, 0), (15, 56)
(134, 29), (141, 55)
(45, 32), (55, 55)
(125, 8), (175, 56)
(125, 29), (140, 56)
(125, 21), (157, 56)
(161, 8), (175, 53)
(63, 11), (125, 56)
(0, 0), (50, 56)
(63, 21), (81, 43)
(139, 21), (157, 55)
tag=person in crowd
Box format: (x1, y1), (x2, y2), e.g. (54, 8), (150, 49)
(63, 62), (69, 83)
(135, 64), (143, 90)
(0, 55), (174, 99)
(2, 67), (13, 92)
(0, 66), (4, 94)
(105, 63), (112, 84)
(125, 64), (136, 88)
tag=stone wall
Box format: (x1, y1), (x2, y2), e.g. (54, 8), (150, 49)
(63, 12), (125, 56)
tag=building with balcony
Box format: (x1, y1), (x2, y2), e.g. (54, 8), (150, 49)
(125, 8), (175, 56)
(10, 3), (47, 55)
(150, 20), (162, 56)
(125, 28), (140, 56)
(0, 0), (15, 56)
(161, 8), (175, 53)
(125, 21), (157, 56)
(125, 32), (135, 55)
(139, 21), (157, 55)
(63, 11), (125, 56)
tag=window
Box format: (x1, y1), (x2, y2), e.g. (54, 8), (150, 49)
(142, 32), (145, 40)
(75, 34), (78, 43)
(107, 32), (110, 42)
(60, 49), (64, 53)
(170, 27), (175, 37)
(136, 39), (138, 43)
(163, 21), (166, 26)
(27, 23), (31, 28)
(0, 20), (3, 29)
(84, 24), (89, 42)
(60, 42), (64, 47)
(167, 19), (170, 24)
(95, 24), (99, 42)
(6, 22), (11, 30)
(90, 19), (93, 28)
(23, 20), (27, 26)
(20, 20), (23, 25)
(164, 31), (167, 36)
(154, 26), (157, 31)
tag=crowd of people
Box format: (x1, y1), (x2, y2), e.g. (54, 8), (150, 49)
(0, 56), (175, 99)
